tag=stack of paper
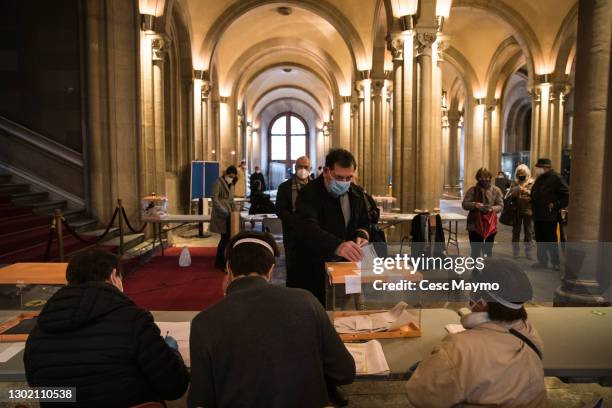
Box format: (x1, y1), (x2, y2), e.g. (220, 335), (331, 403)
(334, 302), (417, 334)
(344, 340), (390, 376)
(156, 321), (191, 367)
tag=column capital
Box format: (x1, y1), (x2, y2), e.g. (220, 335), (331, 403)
(387, 33), (404, 61)
(447, 109), (462, 123)
(201, 80), (212, 100)
(415, 30), (437, 56)
(372, 79), (385, 97)
(341, 96), (351, 103)
(151, 35), (170, 61)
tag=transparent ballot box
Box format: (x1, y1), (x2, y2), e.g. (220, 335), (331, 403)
(325, 260), (422, 340)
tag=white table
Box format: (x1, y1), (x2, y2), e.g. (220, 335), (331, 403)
(239, 212), (278, 230)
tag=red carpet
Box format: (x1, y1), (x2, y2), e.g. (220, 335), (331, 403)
(124, 247), (225, 311)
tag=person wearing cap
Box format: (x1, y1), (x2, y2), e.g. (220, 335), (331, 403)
(530, 158), (569, 270)
(405, 259), (545, 407)
(188, 231), (356, 408)
(275, 155), (312, 287)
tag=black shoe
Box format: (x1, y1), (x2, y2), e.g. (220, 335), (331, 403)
(328, 385), (349, 407)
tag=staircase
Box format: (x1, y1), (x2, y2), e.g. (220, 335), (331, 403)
(0, 173), (146, 264)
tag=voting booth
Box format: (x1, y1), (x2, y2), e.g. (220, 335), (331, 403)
(190, 161), (220, 202)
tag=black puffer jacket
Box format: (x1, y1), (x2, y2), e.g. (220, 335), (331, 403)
(24, 282), (190, 407)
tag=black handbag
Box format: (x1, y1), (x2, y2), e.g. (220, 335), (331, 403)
(499, 194), (516, 226)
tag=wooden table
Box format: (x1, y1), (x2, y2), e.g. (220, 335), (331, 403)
(0, 263), (67, 285)
(0, 307), (611, 382)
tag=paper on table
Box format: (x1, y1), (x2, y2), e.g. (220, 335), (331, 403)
(344, 340), (390, 376)
(156, 321), (191, 367)
(344, 273), (362, 294)
(445, 324), (466, 334)
(334, 301), (417, 334)
(0, 342), (25, 363)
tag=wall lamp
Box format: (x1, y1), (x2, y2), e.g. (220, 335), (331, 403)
(436, 0), (453, 32)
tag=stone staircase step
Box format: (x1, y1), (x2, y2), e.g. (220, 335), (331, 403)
(0, 183), (29, 194)
(29, 199), (67, 212)
(10, 191), (49, 204)
(0, 174), (12, 184)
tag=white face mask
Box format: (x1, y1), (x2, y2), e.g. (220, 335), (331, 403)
(224, 176), (234, 184)
(296, 168), (310, 180)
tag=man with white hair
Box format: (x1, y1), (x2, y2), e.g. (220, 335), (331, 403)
(405, 259), (546, 407)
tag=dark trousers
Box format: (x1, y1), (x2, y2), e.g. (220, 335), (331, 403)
(512, 214), (534, 257)
(468, 231), (496, 258)
(534, 221), (560, 266)
(215, 233), (230, 269)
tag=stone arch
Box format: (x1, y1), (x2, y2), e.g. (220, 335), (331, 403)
(225, 38), (344, 99)
(199, 0), (367, 71)
(441, 47), (480, 96)
(251, 86), (326, 119)
(551, 3), (578, 78)
(371, 0), (390, 78)
(485, 37), (524, 100)
(452, 0), (543, 81)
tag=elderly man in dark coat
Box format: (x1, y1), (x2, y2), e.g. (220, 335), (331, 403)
(292, 148), (370, 306)
(530, 158), (569, 270)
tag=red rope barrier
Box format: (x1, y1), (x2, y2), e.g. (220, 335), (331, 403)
(61, 207), (119, 245)
(121, 206), (147, 234)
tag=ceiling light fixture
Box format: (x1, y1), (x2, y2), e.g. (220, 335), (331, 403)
(277, 6), (292, 16)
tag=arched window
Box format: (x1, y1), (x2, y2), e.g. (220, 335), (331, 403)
(269, 113), (309, 170)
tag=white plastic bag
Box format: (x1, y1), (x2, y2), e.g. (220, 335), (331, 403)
(179, 246), (191, 267)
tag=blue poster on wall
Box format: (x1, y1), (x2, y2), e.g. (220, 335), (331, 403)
(190, 161), (220, 199)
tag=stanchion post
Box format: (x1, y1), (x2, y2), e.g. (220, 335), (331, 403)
(198, 197), (204, 237)
(117, 199), (124, 255)
(55, 209), (64, 261)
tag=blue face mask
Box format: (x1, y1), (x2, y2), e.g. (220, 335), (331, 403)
(329, 178), (351, 196)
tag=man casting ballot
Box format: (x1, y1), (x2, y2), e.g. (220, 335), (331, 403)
(293, 148), (370, 306)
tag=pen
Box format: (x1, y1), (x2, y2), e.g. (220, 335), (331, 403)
(165, 330), (169, 339)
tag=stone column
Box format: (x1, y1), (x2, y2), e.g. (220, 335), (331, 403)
(339, 96), (351, 150)
(447, 110), (462, 193)
(530, 76), (568, 171)
(388, 34), (404, 201)
(218, 96), (233, 169)
(442, 114), (450, 192)
(151, 36), (167, 195)
(357, 73), (372, 191)
(414, 31), (436, 211)
(556, 0), (612, 305)
(371, 79), (385, 195)
(350, 102), (358, 155)
(464, 97), (486, 191)
(485, 100), (501, 175)
(201, 80), (211, 160)
(400, 31), (416, 213)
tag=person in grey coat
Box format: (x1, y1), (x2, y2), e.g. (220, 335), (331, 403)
(211, 165), (237, 269)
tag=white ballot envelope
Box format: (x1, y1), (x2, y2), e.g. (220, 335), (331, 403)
(344, 340), (390, 376)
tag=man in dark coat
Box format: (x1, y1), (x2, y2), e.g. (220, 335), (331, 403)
(249, 165), (266, 194)
(292, 148), (370, 306)
(188, 231), (355, 408)
(275, 155), (312, 286)
(531, 158), (569, 270)
(24, 250), (189, 407)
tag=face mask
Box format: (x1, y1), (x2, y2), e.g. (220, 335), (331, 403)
(224, 176), (234, 184)
(518, 175), (527, 181)
(255, 169), (260, 174)
(535, 167), (545, 177)
(329, 178), (351, 196)
(478, 179), (491, 189)
(460, 311), (491, 329)
(296, 168), (310, 180)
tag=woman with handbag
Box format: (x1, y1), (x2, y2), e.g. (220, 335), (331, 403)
(462, 168), (504, 258)
(505, 164), (535, 259)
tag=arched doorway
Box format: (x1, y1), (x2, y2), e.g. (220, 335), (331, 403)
(268, 112), (309, 176)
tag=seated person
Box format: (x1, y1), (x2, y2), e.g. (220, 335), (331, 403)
(406, 259), (545, 408)
(188, 231), (356, 408)
(24, 250), (189, 407)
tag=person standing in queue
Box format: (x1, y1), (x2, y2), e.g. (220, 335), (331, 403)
(210, 165), (237, 270)
(530, 158), (569, 271)
(293, 149), (370, 307)
(275, 155), (312, 287)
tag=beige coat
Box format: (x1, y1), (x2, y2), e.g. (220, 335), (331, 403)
(406, 320), (546, 408)
(210, 177), (234, 234)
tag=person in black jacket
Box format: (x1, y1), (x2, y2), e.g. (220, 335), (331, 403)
(292, 148), (370, 306)
(249, 165), (266, 194)
(275, 155), (312, 286)
(188, 231), (355, 408)
(530, 158), (569, 270)
(24, 250), (189, 407)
